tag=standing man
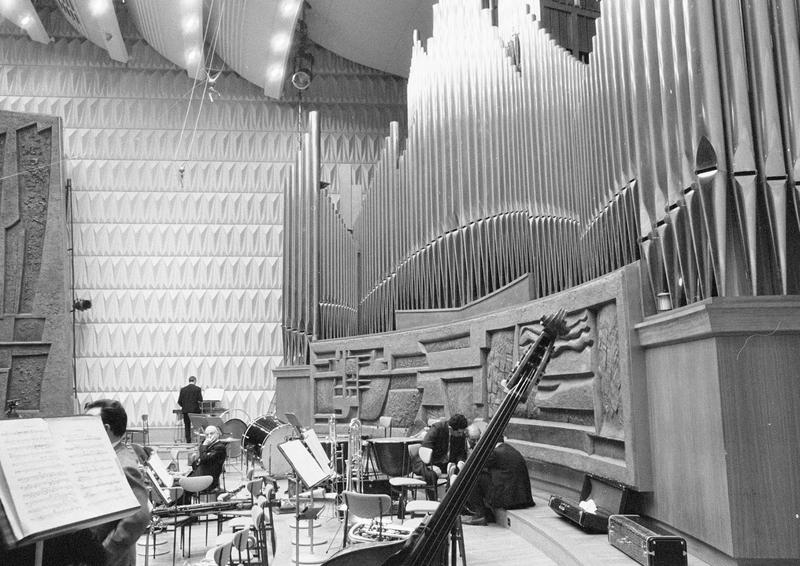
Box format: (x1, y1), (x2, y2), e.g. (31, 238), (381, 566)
(85, 399), (151, 565)
(177, 375), (202, 443)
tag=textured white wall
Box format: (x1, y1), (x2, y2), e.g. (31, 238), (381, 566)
(0, 4), (406, 427)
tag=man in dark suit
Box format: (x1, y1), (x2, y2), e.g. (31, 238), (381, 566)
(176, 425), (228, 505)
(189, 425), (227, 490)
(85, 399), (151, 566)
(462, 423), (535, 525)
(177, 375), (202, 443)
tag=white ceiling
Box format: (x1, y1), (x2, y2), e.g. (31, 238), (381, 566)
(304, 0), (434, 78)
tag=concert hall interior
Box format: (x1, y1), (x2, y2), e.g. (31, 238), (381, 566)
(1, 1), (799, 565)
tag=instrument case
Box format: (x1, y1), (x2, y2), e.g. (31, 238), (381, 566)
(548, 473), (635, 534)
(608, 514), (687, 566)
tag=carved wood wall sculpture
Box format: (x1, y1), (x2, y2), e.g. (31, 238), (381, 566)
(0, 110), (72, 418)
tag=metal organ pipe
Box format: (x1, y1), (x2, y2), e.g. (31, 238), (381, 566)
(281, 0), (800, 357)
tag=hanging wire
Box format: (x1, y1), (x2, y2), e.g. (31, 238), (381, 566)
(173, 0), (220, 186)
(184, 1), (224, 167)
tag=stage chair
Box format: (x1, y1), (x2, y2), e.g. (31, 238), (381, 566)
(341, 490), (393, 548)
(176, 475), (213, 553)
(388, 443), (446, 520)
(210, 540), (232, 566)
(211, 527), (254, 566)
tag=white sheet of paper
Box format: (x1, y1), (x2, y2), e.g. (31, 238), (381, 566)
(278, 439), (330, 489)
(302, 429), (332, 472)
(0, 416), (138, 541)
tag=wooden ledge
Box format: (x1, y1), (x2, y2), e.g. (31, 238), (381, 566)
(635, 296), (800, 348)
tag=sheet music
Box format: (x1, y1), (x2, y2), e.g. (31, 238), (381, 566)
(278, 439), (330, 489)
(52, 417), (138, 513)
(0, 419), (84, 539)
(0, 417), (139, 542)
(302, 430), (332, 472)
(147, 451), (175, 490)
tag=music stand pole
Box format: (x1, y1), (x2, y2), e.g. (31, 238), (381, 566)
(34, 540), (42, 566)
(294, 473), (301, 566)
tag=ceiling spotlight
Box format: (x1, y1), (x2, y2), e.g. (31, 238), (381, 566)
(291, 68), (313, 91)
(73, 298), (92, 312)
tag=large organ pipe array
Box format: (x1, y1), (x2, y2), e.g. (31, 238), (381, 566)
(283, 111), (360, 364)
(283, 0), (800, 356)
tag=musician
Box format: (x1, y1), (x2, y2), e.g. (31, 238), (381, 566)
(84, 399), (151, 566)
(190, 425), (227, 488)
(412, 414), (469, 499)
(177, 375), (202, 443)
(461, 423), (535, 526)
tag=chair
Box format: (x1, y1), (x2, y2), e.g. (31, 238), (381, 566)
(210, 541), (233, 566)
(341, 490), (393, 548)
(378, 416), (393, 437)
(176, 475), (213, 555)
(211, 527), (254, 566)
(388, 443), (445, 520)
(220, 482), (276, 559)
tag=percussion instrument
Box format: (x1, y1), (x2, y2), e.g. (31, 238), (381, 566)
(221, 417), (247, 459)
(367, 437), (419, 477)
(242, 415), (295, 476)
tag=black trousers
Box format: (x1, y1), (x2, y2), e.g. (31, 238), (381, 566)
(182, 412), (192, 443)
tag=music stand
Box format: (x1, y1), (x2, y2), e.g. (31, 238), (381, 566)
(278, 439), (332, 565)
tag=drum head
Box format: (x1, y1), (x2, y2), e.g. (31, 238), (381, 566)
(242, 415), (295, 477)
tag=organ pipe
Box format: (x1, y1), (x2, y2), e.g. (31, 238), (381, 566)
(282, 0), (800, 354)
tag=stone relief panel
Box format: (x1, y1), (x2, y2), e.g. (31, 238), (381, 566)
(525, 310), (596, 425)
(595, 302), (623, 438)
(0, 111), (72, 418)
(486, 328), (515, 418)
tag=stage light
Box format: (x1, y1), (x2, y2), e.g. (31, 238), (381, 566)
(73, 298), (92, 311)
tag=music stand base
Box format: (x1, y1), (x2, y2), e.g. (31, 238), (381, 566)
(291, 550), (328, 565)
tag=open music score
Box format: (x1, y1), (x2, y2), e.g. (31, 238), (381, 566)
(277, 439), (332, 490)
(301, 429), (334, 475)
(0, 416), (140, 548)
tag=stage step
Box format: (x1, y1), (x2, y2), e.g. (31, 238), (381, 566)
(500, 494), (713, 566)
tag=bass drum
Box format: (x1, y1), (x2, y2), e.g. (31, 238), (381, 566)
(242, 415), (295, 477)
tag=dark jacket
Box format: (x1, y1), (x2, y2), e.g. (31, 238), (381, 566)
(483, 442), (534, 509)
(190, 440), (227, 490)
(91, 443), (151, 566)
(411, 420), (467, 476)
(177, 383), (202, 414)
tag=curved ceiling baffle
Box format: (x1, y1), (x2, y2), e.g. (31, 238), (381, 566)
(304, 0), (434, 78)
(53, 0), (128, 62)
(126, 0), (206, 81)
(0, 0), (50, 43)
(205, 0), (305, 100)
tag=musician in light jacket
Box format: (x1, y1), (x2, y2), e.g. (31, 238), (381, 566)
(85, 399), (151, 566)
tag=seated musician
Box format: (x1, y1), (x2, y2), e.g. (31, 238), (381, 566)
(176, 425), (227, 504)
(461, 423), (535, 526)
(411, 414), (469, 499)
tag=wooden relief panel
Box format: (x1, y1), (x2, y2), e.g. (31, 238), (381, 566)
(0, 110), (72, 418)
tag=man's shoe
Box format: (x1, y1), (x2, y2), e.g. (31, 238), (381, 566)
(461, 514), (487, 526)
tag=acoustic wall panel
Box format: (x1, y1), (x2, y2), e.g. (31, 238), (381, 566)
(0, 2), (406, 426)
